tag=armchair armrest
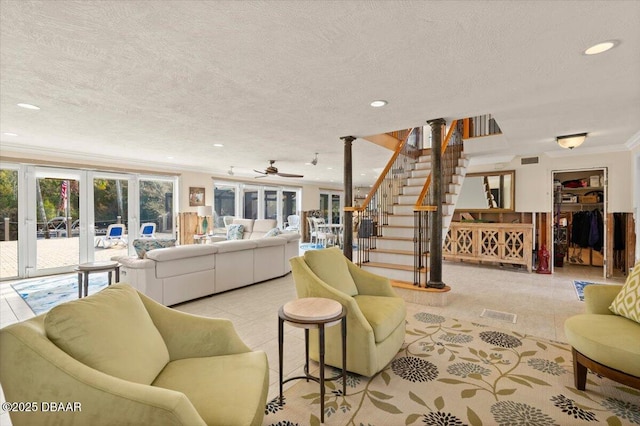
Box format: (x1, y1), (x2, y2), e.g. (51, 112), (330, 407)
(0, 317), (206, 426)
(138, 292), (252, 360)
(290, 257), (373, 334)
(347, 261), (398, 297)
(584, 284), (623, 315)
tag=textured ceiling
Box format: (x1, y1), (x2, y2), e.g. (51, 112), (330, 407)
(1, 0), (639, 186)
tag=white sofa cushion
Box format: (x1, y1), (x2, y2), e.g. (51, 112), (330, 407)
(250, 219), (278, 239)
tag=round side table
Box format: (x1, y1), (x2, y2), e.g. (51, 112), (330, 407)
(278, 297), (347, 423)
(74, 261), (121, 298)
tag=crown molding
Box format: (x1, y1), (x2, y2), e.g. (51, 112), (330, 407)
(625, 130), (640, 150)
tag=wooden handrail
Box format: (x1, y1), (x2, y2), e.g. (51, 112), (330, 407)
(355, 128), (415, 212)
(414, 119), (458, 208)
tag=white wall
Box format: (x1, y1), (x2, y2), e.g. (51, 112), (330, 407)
(469, 151), (634, 213)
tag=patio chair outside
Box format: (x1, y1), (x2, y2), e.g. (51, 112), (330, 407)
(139, 222), (156, 239)
(95, 224), (127, 248)
(285, 214), (300, 233)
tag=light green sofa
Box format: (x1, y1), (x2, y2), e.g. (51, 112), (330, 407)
(564, 284), (640, 390)
(290, 247), (406, 377)
(0, 284), (268, 425)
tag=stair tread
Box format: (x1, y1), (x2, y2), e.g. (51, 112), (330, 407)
(361, 262), (424, 271)
(370, 249), (417, 255)
(376, 236), (413, 241)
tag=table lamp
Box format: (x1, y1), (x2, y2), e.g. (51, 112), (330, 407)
(197, 206), (213, 235)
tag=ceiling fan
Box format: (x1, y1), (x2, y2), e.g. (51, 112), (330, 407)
(254, 160), (304, 178)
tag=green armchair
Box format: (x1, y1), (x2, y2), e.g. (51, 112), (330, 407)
(290, 247), (406, 377)
(564, 283), (640, 390)
(0, 284), (268, 426)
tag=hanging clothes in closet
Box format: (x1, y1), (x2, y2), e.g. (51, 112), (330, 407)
(570, 210), (603, 251)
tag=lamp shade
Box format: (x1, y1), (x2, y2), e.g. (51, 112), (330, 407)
(557, 133), (587, 149)
(197, 206), (213, 217)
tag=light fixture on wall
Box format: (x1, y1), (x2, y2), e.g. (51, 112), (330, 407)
(556, 133), (587, 149)
(227, 166), (234, 176)
(197, 205), (213, 235)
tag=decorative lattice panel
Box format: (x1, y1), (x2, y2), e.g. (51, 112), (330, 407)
(443, 230), (452, 254)
(480, 230), (500, 258)
(454, 229), (474, 255)
(444, 223), (533, 272)
(504, 231), (525, 260)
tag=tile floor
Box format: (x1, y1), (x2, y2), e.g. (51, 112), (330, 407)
(0, 261), (626, 426)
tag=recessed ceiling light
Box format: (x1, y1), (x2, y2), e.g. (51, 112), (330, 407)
(360, 173), (366, 176)
(17, 103), (40, 110)
(370, 100), (388, 108)
(327, 167), (333, 170)
(584, 40), (618, 55)
(305, 162), (312, 166)
(167, 156), (174, 159)
(213, 143), (224, 147)
(3, 132), (18, 136)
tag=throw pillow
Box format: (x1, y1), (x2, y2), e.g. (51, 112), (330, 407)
(264, 227), (281, 237)
(133, 238), (176, 259)
(45, 284), (170, 385)
(226, 224), (244, 240)
(609, 261), (640, 323)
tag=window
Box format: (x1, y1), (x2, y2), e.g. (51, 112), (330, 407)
(214, 185), (236, 227)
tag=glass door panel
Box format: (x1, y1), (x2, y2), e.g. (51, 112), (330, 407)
(264, 190), (277, 220)
(0, 167), (19, 279)
(243, 188), (258, 219)
(140, 178), (175, 239)
(93, 177), (129, 262)
(319, 194), (329, 223)
(331, 194), (341, 224)
(214, 185), (236, 228)
(35, 173), (80, 274)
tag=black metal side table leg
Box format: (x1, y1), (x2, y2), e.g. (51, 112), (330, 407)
(342, 316), (347, 396)
(319, 323), (325, 423)
(278, 316), (284, 406)
(77, 272), (83, 298)
(83, 273), (89, 298)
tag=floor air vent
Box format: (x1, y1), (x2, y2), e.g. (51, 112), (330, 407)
(480, 309), (517, 323)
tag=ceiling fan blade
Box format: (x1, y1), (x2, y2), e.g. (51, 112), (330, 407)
(254, 175), (268, 179)
(276, 172), (304, 178)
(253, 169), (267, 175)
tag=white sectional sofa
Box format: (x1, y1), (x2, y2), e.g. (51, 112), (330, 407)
(116, 228), (300, 306)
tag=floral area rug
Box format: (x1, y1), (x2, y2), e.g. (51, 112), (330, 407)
(264, 312), (639, 426)
(11, 273), (108, 315)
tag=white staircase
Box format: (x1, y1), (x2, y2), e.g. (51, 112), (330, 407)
(361, 153), (469, 283)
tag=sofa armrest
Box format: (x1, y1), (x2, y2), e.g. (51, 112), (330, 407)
(138, 292), (252, 360)
(584, 284), (623, 315)
(346, 261), (398, 297)
(113, 255), (155, 269)
(0, 317), (206, 426)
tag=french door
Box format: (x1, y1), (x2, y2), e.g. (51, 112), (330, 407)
(23, 167), (136, 278)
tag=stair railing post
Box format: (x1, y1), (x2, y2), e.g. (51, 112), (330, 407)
(427, 118), (447, 289)
(342, 135), (355, 261)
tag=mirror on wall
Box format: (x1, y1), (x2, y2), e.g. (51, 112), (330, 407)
(456, 170), (515, 211)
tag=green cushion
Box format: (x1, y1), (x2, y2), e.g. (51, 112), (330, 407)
(304, 247), (358, 296)
(564, 313), (640, 377)
(152, 352), (268, 426)
(609, 261), (640, 323)
(354, 295), (407, 343)
(45, 284), (169, 385)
